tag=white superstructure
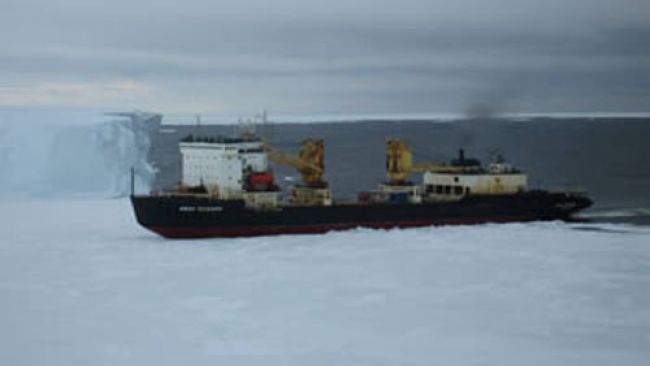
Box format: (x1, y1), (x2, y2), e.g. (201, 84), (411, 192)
(422, 161), (528, 201)
(179, 137), (268, 198)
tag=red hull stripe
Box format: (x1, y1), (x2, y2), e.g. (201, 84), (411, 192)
(146, 216), (540, 238)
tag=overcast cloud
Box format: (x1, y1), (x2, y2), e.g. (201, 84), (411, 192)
(1, 0), (649, 115)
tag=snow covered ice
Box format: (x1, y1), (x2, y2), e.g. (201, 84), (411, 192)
(1, 198), (650, 365)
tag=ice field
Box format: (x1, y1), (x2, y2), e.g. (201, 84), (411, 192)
(1, 198), (650, 365)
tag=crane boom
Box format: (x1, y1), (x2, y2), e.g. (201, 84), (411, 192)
(386, 138), (479, 184)
(263, 139), (327, 187)
(264, 144), (322, 172)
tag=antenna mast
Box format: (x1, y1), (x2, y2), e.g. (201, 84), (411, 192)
(262, 109), (268, 142)
(194, 113), (202, 137)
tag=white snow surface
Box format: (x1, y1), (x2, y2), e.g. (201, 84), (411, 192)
(1, 199), (650, 365)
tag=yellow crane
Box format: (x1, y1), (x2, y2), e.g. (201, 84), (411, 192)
(386, 138), (479, 185)
(263, 138), (327, 188)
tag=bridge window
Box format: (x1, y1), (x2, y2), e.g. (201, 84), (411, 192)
(454, 186), (464, 195)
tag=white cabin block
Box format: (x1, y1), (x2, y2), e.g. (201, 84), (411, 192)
(423, 172), (528, 197)
(179, 138), (268, 197)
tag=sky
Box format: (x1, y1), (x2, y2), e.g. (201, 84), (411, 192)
(1, 0), (649, 116)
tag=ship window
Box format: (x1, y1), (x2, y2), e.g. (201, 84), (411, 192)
(425, 185), (434, 194)
(444, 185), (451, 194)
(436, 185), (443, 194)
(454, 177), (459, 183)
(454, 186), (463, 195)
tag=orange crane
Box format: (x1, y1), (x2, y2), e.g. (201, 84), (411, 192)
(263, 138), (327, 188)
(386, 138), (479, 185)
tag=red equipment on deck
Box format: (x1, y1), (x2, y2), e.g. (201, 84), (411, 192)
(247, 172), (276, 191)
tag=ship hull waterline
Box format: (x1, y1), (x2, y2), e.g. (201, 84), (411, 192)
(131, 191), (592, 239)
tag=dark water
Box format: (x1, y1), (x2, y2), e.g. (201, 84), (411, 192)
(148, 117), (650, 225)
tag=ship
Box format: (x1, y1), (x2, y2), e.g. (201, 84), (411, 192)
(131, 120), (592, 238)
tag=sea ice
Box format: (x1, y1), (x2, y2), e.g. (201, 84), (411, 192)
(1, 198), (649, 365)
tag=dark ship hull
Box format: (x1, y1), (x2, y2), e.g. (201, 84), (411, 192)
(131, 191), (592, 238)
